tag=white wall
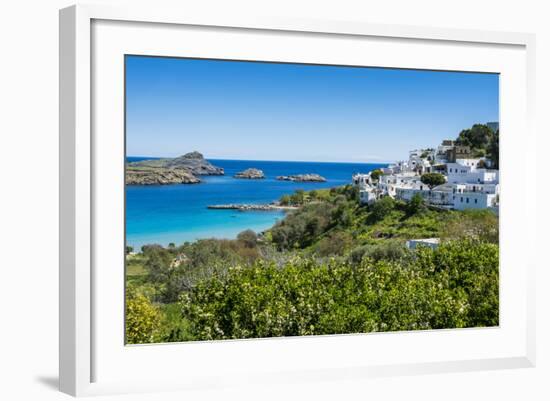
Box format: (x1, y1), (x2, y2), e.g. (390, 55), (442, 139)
(0, 1), (548, 400)
(453, 192), (496, 210)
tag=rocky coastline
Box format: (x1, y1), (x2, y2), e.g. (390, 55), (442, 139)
(126, 166), (201, 185)
(126, 151), (224, 185)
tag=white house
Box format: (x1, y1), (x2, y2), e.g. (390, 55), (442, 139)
(395, 183), (454, 207)
(353, 173), (380, 205)
(455, 158), (482, 168)
(435, 140), (454, 163)
(352, 173), (373, 188)
(379, 172), (425, 198)
(359, 188), (378, 205)
(446, 163), (499, 184)
(352, 140), (499, 212)
(453, 183), (500, 195)
(452, 191), (498, 210)
(406, 238), (440, 250)
(408, 149), (433, 174)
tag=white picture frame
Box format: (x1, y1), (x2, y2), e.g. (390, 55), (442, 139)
(59, 4), (536, 397)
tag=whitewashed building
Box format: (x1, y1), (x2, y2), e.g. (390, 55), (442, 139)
(352, 173), (374, 187)
(359, 188), (378, 205)
(353, 173), (379, 205)
(406, 238), (440, 250)
(435, 140), (454, 163)
(455, 158), (482, 168)
(452, 191), (498, 210)
(446, 163), (499, 184)
(379, 172), (426, 198)
(395, 183), (453, 207)
(352, 137), (499, 211)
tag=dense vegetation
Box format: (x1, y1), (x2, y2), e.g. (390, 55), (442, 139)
(180, 240), (498, 340)
(455, 123), (499, 167)
(126, 184), (499, 344)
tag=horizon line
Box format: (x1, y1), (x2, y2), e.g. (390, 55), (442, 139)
(126, 155), (394, 165)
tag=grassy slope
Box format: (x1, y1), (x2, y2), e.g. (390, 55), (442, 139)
(272, 186), (454, 251)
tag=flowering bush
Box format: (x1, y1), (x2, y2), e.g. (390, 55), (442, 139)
(126, 288), (161, 344)
(179, 240), (498, 341)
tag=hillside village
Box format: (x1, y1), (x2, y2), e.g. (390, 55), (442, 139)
(353, 122), (500, 213)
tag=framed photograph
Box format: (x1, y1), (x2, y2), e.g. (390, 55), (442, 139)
(59, 4), (536, 396)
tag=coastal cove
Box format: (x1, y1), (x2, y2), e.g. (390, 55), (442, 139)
(126, 158), (386, 249)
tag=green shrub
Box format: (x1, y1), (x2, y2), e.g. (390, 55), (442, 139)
(348, 240), (410, 264)
(315, 231), (353, 257)
(407, 193), (426, 215)
(237, 229), (258, 248)
(271, 202), (336, 250)
(420, 173), (446, 189)
(179, 240), (498, 341)
(370, 169), (384, 181)
(369, 196), (395, 222)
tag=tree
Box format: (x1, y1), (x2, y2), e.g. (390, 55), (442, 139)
(370, 196), (395, 222)
(125, 245), (134, 255)
(421, 173), (446, 189)
(488, 129), (499, 169)
(455, 124), (494, 150)
(279, 194), (291, 206)
(290, 189), (305, 205)
(144, 247), (173, 284)
(237, 229), (258, 248)
(407, 193), (426, 215)
(370, 169), (383, 181)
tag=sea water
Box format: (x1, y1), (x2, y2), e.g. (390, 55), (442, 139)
(126, 158), (385, 249)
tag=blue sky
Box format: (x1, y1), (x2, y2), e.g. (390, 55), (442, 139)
(126, 56), (499, 163)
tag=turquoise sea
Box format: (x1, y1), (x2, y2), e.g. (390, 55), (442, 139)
(126, 158), (386, 249)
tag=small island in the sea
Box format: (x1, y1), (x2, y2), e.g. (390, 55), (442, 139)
(126, 151), (224, 185)
(234, 168), (265, 179)
(276, 173), (326, 182)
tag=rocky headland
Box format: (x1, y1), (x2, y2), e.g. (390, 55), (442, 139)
(126, 152), (224, 185)
(276, 174), (326, 182)
(126, 166), (200, 185)
(234, 168), (265, 179)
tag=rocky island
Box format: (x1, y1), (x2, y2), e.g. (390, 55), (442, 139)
(276, 174), (326, 182)
(234, 168), (265, 179)
(126, 151), (224, 185)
